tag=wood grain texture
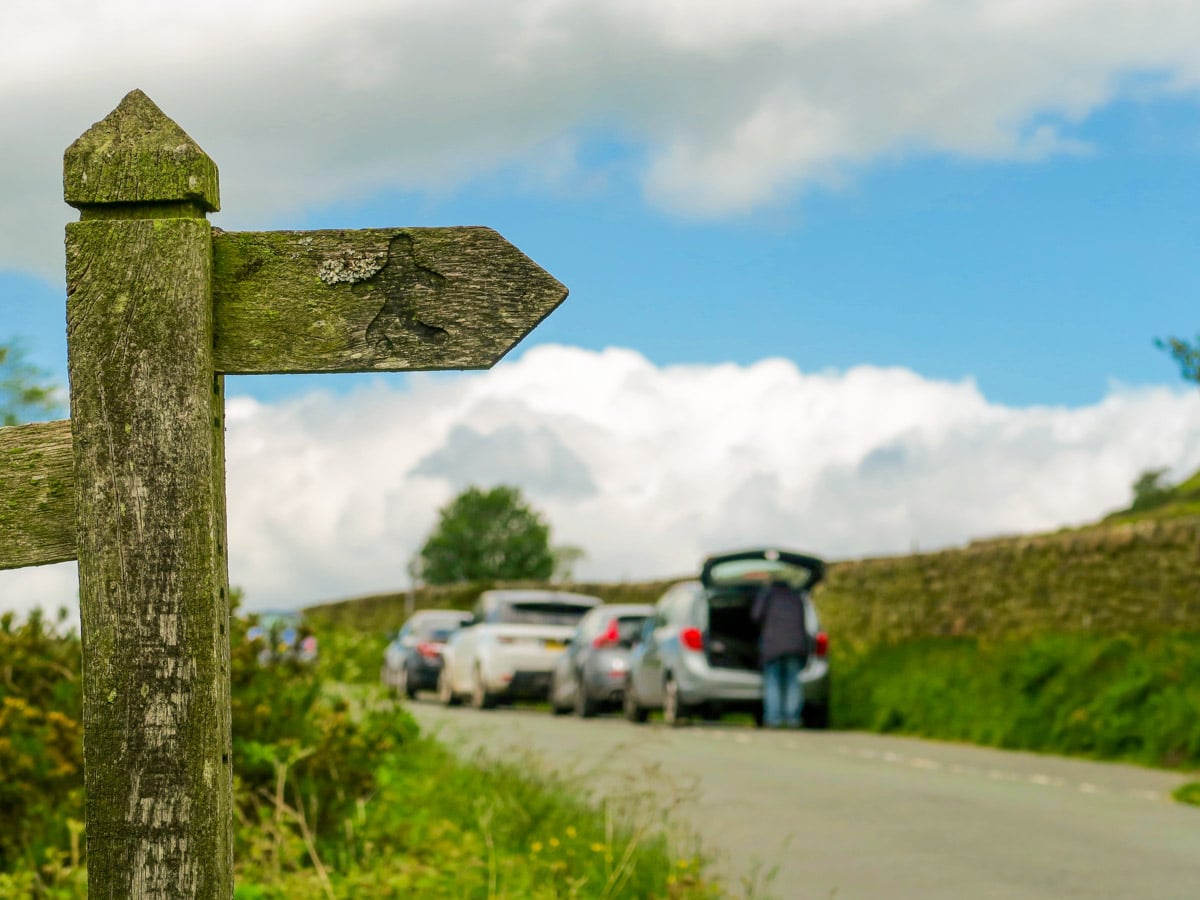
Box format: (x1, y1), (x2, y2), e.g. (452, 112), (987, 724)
(0, 419), (76, 570)
(212, 227), (568, 374)
(66, 216), (233, 899)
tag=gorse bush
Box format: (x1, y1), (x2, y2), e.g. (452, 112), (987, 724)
(0, 609), (83, 877)
(0, 605), (719, 898)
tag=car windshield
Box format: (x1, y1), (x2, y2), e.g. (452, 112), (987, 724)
(500, 602), (591, 626)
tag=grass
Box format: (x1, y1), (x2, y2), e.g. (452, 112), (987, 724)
(833, 632), (1200, 771)
(1172, 782), (1200, 807)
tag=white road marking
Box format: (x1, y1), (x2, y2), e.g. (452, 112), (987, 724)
(831, 743), (1167, 803)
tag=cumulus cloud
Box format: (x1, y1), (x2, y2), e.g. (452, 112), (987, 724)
(4, 345), (1198, 617)
(3, 0), (1200, 274)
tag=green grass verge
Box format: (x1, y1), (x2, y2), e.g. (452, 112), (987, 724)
(1172, 782), (1200, 807)
(833, 632), (1200, 770)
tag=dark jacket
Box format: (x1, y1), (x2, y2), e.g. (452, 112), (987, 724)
(751, 583), (809, 665)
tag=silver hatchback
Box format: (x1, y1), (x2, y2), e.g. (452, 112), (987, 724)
(623, 548), (830, 728)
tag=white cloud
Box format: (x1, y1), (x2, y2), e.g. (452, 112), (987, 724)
(3, 0), (1200, 274)
(4, 345), (1198, 617)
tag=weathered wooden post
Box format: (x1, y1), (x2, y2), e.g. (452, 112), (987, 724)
(63, 90), (233, 896)
(0, 90), (566, 898)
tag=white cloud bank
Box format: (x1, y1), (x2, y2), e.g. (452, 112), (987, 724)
(3, 0), (1200, 275)
(4, 345), (1199, 617)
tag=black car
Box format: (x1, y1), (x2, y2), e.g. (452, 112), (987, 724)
(381, 609), (473, 699)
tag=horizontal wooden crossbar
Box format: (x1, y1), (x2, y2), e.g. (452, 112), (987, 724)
(0, 419), (77, 570)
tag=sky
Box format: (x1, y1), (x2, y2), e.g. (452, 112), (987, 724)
(3, 0), (1200, 616)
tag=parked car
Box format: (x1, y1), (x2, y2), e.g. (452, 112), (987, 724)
(438, 589), (601, 709)
(548, 603), (655, 717)
(245, 610), (318, 665)
(381, 609), (473, 699)
(623, 548), (830, 728)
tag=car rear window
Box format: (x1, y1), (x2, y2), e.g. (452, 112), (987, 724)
(417, 625), (456, 642)
(500, 602), (591, 626)
(615, 616), (648, 646)
(707, 558), (813, 589)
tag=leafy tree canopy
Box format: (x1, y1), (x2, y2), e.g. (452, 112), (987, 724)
(1156, 335), (1200, 385)
(0, 340), (60, 426)
(415, 485), (556, 585)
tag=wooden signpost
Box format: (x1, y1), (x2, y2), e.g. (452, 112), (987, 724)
(0, 90), (567, 898)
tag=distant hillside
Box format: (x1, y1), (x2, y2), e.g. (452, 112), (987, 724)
(307, 509), (1200, 646)
(1101, 466), (1200, 525)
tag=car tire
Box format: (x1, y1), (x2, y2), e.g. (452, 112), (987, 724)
(471, 665), (497, 710)
(662, 674), (689, 727)
(398, 665), (416, 700)
(573, 672), (598, 718)
(623, 679), (649, 724)
(802, 703), (830, 730)
(549, 673), (570, 715)
(437, 668), (460, 707)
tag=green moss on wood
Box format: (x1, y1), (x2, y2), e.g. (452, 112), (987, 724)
(64, 89), (219, 212)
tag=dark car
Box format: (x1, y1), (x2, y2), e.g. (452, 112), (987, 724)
(623, 548), (830, 727)
(381, 609), (473, 699)
(245, 610), (318, 665)
(548, 603), (655, 717)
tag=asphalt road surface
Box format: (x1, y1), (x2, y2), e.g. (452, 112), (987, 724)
(410, 702), (1200, 899)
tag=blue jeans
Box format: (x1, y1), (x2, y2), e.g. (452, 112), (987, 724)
(762, 654), (804, 727)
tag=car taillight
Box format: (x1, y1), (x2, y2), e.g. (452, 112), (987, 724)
(814, 632), (828, 658)
(417, 641), (440, 660)
(593, 619), (621, 649)
(680, 627), (704, 652)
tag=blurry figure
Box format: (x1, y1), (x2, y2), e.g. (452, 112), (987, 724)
(751, 575), (809, 727)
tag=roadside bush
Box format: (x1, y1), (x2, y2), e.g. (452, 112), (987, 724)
(0, 609), (83, 876)
(0, 606), (719, 898)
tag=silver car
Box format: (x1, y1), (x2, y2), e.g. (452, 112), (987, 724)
(623, 548), (830, 728)
(548, 603), (655, 717)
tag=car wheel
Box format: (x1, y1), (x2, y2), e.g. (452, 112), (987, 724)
(471, 665), (497, 710)
(438, 667), (461, 707)
(662, 675), (689, 727)
(573, 672), (598, 718)
(623, 679), (648, 724)
(398, 665), (416, 700)
(802, 703), (830, 730)
(549, 672), (570, 715)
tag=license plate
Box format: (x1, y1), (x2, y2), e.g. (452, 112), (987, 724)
(544, 639), (566, 651)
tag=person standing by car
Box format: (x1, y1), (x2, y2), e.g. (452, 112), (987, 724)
(751, 575), (809, 728)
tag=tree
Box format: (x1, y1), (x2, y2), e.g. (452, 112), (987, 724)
(415, 485), (556, 585)
(1130, 468), (1172, 512)
(1156, 335), (1200, 385)
(0, 340), (59, 425)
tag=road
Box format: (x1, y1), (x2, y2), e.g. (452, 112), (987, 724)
(409, 702), (1200, 899)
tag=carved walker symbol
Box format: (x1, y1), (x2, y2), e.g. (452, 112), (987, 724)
(363, 234), (450, 353)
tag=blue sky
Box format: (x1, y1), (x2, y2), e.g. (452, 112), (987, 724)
(3, 1), (1200, 612)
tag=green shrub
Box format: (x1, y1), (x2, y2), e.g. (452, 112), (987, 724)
(0, 604), (718, 898)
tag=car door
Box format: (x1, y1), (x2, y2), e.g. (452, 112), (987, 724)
(636, 591), (680, 706)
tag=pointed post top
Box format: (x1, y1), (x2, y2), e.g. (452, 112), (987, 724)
(64, 89), (219, 213)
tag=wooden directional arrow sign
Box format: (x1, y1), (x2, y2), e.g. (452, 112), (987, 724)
(212, 228), (567, 374)
(0, 88), (571, 899)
